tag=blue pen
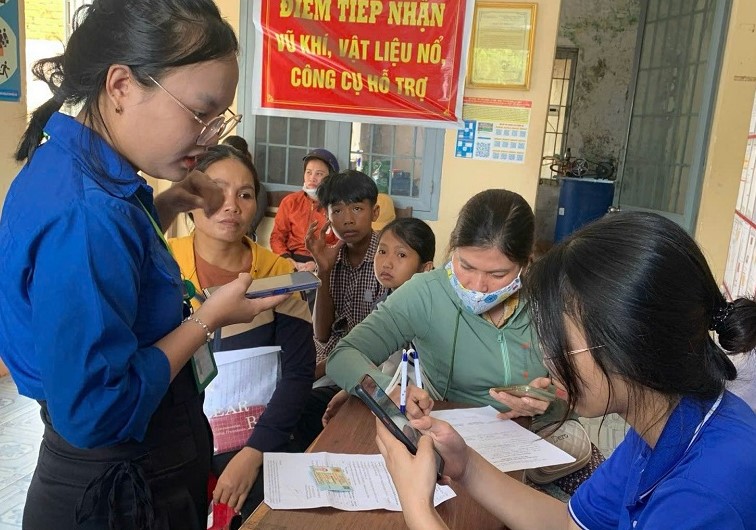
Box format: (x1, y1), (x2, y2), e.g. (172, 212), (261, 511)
(410, 347), (422, 389)
(399, 349), (409, 414)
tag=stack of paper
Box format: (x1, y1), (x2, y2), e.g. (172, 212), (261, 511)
(431, 406), (575, 472)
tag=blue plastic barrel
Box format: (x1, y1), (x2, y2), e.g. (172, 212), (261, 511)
(553, 177), (615, 242)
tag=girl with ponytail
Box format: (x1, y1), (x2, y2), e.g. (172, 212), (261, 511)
(377, 212), (756, 530)
(0, 1), (284, 528)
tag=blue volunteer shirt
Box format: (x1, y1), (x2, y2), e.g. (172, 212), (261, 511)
(569, 391), (756, 530)
(0, 112), (179, 448)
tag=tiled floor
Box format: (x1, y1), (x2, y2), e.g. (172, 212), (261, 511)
(0, 376), (42, 530)
(0, 375), (628, 528)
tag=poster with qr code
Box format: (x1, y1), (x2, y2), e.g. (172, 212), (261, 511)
(455, 97), (531, 163)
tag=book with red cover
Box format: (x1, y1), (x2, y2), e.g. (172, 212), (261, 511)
(208, 404), (267, 454)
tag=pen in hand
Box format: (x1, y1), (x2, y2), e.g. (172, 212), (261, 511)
(410, 347), (422, 390)
(399, 349), (408, 414)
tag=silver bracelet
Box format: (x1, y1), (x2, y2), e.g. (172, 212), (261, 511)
(182, 316), (212, 343)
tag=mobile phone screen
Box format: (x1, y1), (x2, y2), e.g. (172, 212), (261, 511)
(355, 374), (444, 478)
(203, 271), (321, 300)
(356, 374), (420, 449)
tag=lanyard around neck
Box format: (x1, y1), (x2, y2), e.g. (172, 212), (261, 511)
(637, 391), (724, 502)
(135, 196), (196, 302)
(136, 196), (172, 256)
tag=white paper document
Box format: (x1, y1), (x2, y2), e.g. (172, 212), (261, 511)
(263, 452), (456, 511)
(203, 346), (280, 418)
(431, 406), (575, 472)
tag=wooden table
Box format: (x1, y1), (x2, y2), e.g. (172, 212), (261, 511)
(242, 397), (520, 530)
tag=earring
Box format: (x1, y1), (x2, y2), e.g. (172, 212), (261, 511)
(115, 106), (123, 114)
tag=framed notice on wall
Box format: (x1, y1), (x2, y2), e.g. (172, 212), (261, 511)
(467, 2), (537, 89)
(455, 97), (531, 162)
(0, 0), (21, 101)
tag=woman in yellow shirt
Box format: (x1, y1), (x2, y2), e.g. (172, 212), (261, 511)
(168, 145), (315, 522)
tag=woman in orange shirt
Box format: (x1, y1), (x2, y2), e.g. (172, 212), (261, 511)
(270, 149), (339, 271)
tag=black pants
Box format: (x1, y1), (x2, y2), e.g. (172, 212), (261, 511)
(24, 365), (212, 530)
(210, 451), (264, 530)
(290, 385), (340, 453)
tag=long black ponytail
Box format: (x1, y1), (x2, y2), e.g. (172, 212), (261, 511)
(16, 0), (238, 162)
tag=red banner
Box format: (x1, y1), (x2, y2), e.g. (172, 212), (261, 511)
(253, 1), (472, 127)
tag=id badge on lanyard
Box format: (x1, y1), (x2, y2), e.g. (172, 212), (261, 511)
(185, 301), (218, 392)
(190, 342), (218, 392)
(136, 196), (219, 392)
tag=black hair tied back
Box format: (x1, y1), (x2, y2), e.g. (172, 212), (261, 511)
(709, 302), (734, 334)
(711, 298), (756, 354)
(15, 0), (238, 163)
(15, 59), (66, 162)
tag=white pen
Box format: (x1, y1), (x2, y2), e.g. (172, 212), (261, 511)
(410, 347), (422, 389)
(399, 349), (409, 414)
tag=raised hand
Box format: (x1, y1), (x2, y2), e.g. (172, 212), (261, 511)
(179, 169), (225, 217)
(305, 220), (343, 274)
(154, 169), (224, 228)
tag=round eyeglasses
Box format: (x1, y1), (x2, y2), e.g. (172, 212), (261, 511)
(146, 74), (242, 146)
(542, 345), (605, 368)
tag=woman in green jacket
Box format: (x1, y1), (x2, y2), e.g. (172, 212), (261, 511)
(326, 189), (558, 424)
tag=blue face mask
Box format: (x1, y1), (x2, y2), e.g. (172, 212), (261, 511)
(445, 260), (522, 315)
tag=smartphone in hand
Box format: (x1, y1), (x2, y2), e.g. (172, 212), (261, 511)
(490, 384), (557, 402)
(354, 374), (445, 479)
(203, 271), (321, 299)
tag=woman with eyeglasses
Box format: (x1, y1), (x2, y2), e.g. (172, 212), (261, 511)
(0, 1), (280, 528)
(376, 212), (756, 530)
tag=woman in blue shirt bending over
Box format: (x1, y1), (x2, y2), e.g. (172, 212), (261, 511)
(0, 1), (286, 528)
(377, 211), (756, 530)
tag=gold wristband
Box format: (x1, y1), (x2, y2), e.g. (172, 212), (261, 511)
(182, 316), (212, 343)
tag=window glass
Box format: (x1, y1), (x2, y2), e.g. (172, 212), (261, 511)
(350, 123), (426, 199)
(541, 47), (578, 179)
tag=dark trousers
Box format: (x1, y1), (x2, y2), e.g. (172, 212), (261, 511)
(210, 451), (264, 530)
(24, 365), (212, 530)
(290, 385), (340, 453)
